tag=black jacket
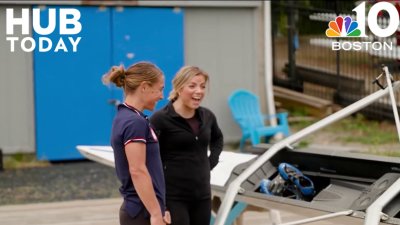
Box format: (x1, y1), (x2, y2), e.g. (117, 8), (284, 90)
(150, 102), (223, 200)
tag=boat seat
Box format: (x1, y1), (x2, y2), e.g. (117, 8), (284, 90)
(350, 173), (400, 216)
(225, 158), (277, 192)
(312, 179), (368, 209)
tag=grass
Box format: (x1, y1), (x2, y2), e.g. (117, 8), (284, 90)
(3, 153), (50, 170)
(291, 113), (398, 145)
(368, 150), (400, 158)
(329, 114), (398, 145)
(290, 112), (400, 156)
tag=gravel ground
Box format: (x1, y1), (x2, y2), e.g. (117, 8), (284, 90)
(0, 161), (120, 205)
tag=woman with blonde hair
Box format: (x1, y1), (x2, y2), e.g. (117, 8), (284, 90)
(103, 62), (170, 225)
(150, 65), (223, 225)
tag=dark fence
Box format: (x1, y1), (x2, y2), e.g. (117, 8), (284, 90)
(272, 0), (400, 121)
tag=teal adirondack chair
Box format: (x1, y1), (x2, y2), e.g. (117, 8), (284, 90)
(228, 89), (290, 150)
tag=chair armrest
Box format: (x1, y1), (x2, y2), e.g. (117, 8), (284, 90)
(263, 112), (289, 126)
(262, 114), (277, 120)
(262, 112), (288, 120)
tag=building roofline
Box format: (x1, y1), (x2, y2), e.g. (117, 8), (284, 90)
(0, 1), (262, 8)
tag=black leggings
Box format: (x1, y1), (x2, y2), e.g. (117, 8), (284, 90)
(119, 202), (150, 225)
(167, 198), (211, 225)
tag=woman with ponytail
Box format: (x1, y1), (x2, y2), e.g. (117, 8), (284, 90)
(103, 62), (170, 225)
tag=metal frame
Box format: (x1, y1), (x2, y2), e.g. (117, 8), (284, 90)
(280, 210), (354, 225)
(364, 67), (400, 225)
(214, 66), (400, 225)
(210, 202), (247, 225)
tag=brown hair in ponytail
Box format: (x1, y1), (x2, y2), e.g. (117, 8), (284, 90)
(102, 62), (163, 94)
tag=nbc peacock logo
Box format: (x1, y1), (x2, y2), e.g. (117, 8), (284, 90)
(326, 16), (361, 37)
(326, 2), (395, 51)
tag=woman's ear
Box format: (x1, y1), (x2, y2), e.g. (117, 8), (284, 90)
(177, 88), (182, 97)
(140, 81), (150, 92)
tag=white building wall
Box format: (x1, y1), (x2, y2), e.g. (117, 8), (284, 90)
(0, 5), (35, 154)
(184, 7), (260, 143)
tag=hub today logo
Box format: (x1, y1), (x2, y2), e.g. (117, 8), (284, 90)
(325, 1), (397, 51)
(6, 8), (82, 53)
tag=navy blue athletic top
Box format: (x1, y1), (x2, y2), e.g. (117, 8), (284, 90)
(111, 103), (166, 218)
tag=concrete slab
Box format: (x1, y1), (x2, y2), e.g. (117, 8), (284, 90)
(0, 198), (344, 225)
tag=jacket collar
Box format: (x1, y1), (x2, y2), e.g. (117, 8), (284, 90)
(165, 101), (204, 124)
(165, 101), (183, 118)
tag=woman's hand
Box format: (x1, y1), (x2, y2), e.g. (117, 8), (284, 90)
(163, 210), (171, 224)
(150, 214), (166, 225)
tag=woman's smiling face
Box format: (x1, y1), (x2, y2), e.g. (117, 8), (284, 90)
(178, 75), (207, 110)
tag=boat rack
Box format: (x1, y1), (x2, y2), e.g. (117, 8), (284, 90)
(213, 66), (400, 225)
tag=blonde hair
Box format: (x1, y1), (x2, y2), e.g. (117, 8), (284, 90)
(168, 66), (209, 101)
(102, 61), (163, 94)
